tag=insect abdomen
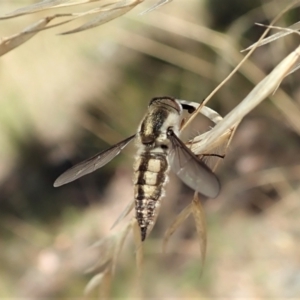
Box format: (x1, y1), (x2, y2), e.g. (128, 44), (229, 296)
(133, 151), (169, 241)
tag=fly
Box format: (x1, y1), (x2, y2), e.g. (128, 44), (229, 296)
(54, 96), (220, 241)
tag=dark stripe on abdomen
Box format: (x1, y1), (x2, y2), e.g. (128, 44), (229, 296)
(133, 151), (169, 241)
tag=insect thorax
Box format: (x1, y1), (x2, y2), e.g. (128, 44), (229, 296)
(139, 102), (181, 145)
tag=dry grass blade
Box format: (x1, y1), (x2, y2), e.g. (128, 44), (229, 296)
(198, 106), (223, 124)
(191, 194), (207, 272)
(140, 0), (172, 15)
(84, 273), (105, 295)
(254, 24), (300, 80)
(0, 0), (178, 53)
(110, 200), (134, 229)
(0, 5), (119, 56)
(0, 0), (120, 19)
(0, 17), (54, 56)
(178, 103), (224, 128)
(188, 122), (235, 168)
(84, 220), (135, 294)
(192, 45), (300, 155)
(0, 0), (71, 19)
(84, 236), (117, 273)
(0, 0), (174, 22)
(133, 219), (143, 274)
(60, 0), (139, 35)
(162, 203), (193, 254)
(183, 105), (234, 163)
(100, 268), (113, 298)
(286, 62), (300, 76)
(111, 218), (135, 274)
(242, 21), (300, 52)
(34, 5), (127, 36)
(133, 219), (143, 297)
(0, 1), (141, 54)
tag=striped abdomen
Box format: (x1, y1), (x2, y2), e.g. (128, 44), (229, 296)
(133, 151), (169, 241)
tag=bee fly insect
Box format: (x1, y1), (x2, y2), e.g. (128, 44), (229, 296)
(54, 96), (220, 241)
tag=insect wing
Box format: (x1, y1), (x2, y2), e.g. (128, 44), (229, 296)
(54, 134), (136, 187)
(168, 131), (220, 198)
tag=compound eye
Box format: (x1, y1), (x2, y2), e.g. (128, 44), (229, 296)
(167, 127), (174, 136)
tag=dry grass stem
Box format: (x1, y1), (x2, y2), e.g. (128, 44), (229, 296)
(162, 203), (192, 254)
(110, 200), (135, 229)
(191, 45), (300, 156)
(84, 219), (135, 295)
(191, 194), (207, 272)
(139, 0), (172, 15)
(133, 219), (143, 297)
(242, 21), (300, 52)
(253, 23), (300, 78)
(0, 0), (131, 19)
(84, 273), (105, 295)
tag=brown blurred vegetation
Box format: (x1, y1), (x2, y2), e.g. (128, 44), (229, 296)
(1, 0), (300, 298)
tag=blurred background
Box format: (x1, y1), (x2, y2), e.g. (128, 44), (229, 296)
(1, 0), (300, 298)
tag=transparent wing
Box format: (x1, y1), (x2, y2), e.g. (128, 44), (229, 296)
(168, 130), (220, 198)
(54, 134), (136, 187)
